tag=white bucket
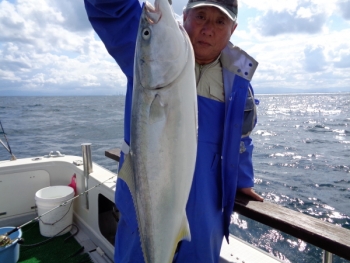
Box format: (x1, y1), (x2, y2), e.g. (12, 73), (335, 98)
(35, 186), (74, 237)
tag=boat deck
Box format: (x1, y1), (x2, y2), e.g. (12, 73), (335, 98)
(0, 155), (287, 263)
(74, 227), (113, 263)
(220, 236), (282, 263)
(74, 222), (283, 263)
(74, 228), (283, 263)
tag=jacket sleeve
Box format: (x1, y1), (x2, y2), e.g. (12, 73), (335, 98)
(237, 84), (257, 189)
(84, 0), (142, 78)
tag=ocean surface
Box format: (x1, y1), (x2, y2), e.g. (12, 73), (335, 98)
(0, 94), (349, 263)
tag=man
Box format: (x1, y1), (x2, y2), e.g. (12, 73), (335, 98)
(84, 0), (263, 262)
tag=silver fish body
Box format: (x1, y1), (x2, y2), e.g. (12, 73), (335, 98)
(118, 0), (198, 262)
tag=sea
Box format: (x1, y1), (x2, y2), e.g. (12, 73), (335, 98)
(0, 94), (349, 263)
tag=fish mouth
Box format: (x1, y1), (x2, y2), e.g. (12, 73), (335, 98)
(144, 1), (162, 24)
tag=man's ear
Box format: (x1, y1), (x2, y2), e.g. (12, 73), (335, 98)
(183, 10), (188, 23)
(231, 23), (238, 35)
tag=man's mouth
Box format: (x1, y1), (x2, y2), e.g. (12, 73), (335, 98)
(198, 40), (211, 46)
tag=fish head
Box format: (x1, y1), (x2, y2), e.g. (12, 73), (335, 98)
(135, 0), (192, 90)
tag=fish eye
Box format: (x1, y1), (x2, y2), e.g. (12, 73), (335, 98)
(142, 28), (151, 40)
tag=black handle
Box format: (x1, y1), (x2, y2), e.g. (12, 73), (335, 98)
(5, 227), (18, 236)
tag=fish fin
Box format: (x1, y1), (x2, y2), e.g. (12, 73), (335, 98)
(178, 215), (191, 242)
(118, 153), (136, 201)
(118, 154), (148, 262)
(169, 216), (191, 263)
(149, 94), (166, 124)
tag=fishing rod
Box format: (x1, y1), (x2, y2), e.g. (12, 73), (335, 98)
(0, 120), (16, 160)
(0, 174), (117, 247)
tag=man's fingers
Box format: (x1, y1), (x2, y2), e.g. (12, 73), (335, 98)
(239, 188), (264, 202)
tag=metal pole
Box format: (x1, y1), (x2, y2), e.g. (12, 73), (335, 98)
(322, 251), (333, 263)
(82, 143), (93, 209)
(0, 121), (16, 160)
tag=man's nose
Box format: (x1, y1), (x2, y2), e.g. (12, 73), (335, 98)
(201, 20), (214, 36)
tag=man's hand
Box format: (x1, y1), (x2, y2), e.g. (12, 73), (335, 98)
(238, 188), (264, 202)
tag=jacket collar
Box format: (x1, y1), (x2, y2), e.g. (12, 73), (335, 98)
(220, 41), (258, 81)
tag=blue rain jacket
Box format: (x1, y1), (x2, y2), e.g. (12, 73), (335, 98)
(84, 0), (258, 262)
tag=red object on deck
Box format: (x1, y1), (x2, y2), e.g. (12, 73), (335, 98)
(68, 174), (77, 195)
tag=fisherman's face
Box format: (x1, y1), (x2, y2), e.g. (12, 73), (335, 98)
(183, 6), (236, 65)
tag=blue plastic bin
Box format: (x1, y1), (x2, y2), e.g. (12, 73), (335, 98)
(0, 227), (22, 263)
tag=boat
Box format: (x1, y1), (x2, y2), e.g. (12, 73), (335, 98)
(0, 128), (349, 262)
(0, 147), (285, 263)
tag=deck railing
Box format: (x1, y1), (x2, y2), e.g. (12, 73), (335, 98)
(234, 192), (350, 262)
(105, 148), (350, 262)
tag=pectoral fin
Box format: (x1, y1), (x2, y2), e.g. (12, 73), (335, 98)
(118, 153), (136, 202)
(150, 94), (166, 124)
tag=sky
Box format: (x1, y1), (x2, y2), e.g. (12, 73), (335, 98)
(0, 0), (350, 96)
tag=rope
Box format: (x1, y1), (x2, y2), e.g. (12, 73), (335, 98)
(20, 223), (79, 249)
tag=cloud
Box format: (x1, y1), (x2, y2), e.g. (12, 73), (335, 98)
(235, 25), (350, 93)
(333, 53), (350, 68)
(337, 0), (350, 20)
(303, 46), (326, 72)
(256, 9), (327, 36)
(47, 0), (92, 32)
(0, 59), (31, 71)
(1, 0), (350, 96)
(246, 1), (336, 37)
(0, 0), (127, 95)
(240, 0), (299, 12)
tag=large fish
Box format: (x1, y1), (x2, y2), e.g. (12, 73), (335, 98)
(118, 0), (197, 262)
